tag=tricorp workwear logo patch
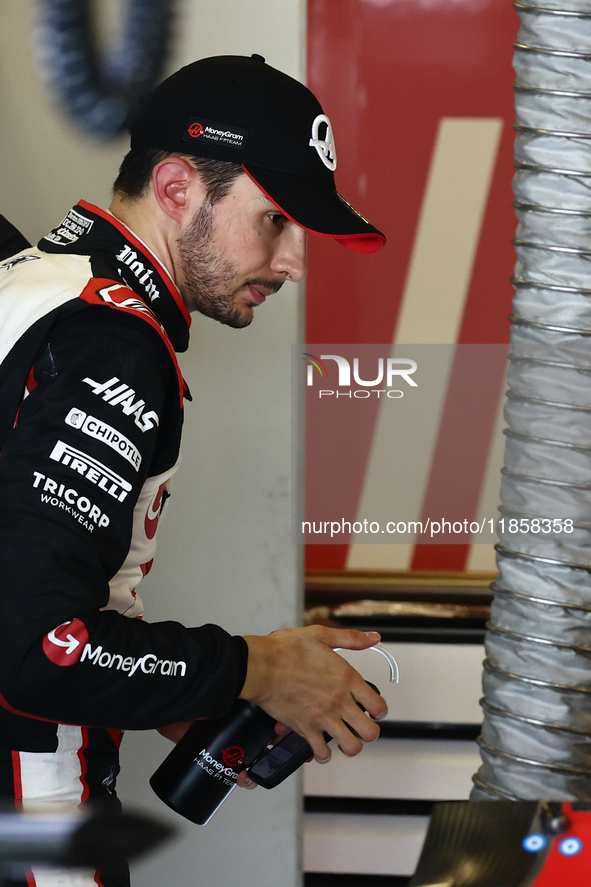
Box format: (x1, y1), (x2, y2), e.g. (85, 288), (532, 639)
(42, 619), (90, 666)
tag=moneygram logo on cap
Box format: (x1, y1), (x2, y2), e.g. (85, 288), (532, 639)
(188, 121), (204, 138)
(129, 54), (385, 254)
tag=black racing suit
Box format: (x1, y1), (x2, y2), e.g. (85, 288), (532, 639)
(0, 203), (248, 886)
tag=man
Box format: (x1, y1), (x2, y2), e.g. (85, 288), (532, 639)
(0, 55), (386, 885)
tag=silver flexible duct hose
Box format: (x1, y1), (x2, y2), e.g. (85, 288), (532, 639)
(472, 0), (591, 800)
(35, 0), (177, 137)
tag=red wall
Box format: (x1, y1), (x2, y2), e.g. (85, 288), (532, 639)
(306, 0), (518, 571)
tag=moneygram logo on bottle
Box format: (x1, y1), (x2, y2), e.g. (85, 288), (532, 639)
(222, 746), (245, 767)
(303, 352), (417, 399)
(197, 748), (242, 779)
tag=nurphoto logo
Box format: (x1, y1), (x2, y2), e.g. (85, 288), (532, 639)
(303, 351), (417, 399)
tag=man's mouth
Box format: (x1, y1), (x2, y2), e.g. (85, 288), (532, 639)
(238, 278), (284, 309)
(247, 285), (268, 306)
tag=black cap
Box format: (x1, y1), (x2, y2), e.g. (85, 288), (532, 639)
(130, 55), (385, 254)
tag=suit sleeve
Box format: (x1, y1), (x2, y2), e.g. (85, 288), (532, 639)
(0, 308), (248, 730)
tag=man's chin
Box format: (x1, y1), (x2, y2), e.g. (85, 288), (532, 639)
(220, 311), (253, 329)
(187, 295), (253, 328)
(212, 303), (254, 329)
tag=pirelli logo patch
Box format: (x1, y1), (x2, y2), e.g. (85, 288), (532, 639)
(49, 440), (132, 502)
(183, 116), (249, 152)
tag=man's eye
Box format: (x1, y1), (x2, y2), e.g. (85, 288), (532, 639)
(269, 213), (287, 227)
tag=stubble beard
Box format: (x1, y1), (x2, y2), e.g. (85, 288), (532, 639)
(177, 202), (283, 329)
(177, 201), (249, 328)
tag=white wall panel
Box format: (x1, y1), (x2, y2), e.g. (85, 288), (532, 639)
(305, 738), (480, 800)
(304, 813), (430, 876)
(337, 643), (485, 724)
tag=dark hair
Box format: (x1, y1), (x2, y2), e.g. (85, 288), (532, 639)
(112, 148), (244, 205)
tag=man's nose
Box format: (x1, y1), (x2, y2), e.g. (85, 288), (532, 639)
(271, 224), (307, 282)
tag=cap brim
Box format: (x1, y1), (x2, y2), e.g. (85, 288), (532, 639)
(242, 166), (386, 254)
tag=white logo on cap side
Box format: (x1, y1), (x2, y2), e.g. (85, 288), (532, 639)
(309, 114), (337, 171)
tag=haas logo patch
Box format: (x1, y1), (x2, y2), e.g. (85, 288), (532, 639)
(309, 114), (337, 171)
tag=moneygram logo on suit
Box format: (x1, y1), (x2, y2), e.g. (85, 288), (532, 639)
(42, 619), (187, 677)
(303, 352), (418, 398)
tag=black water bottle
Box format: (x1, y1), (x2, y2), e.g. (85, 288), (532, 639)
(150, 701), (276, 824)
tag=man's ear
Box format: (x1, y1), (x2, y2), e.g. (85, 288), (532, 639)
(152, 158), (206, 223)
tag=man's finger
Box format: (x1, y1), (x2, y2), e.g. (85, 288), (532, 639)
(354, 683), (388, 723)
(320, 627), (382, 651)
(237, 770), (258, 790)
(274, 721), (291, 736)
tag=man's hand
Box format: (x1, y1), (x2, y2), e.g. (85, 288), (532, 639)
(238, 626), (387, 763)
